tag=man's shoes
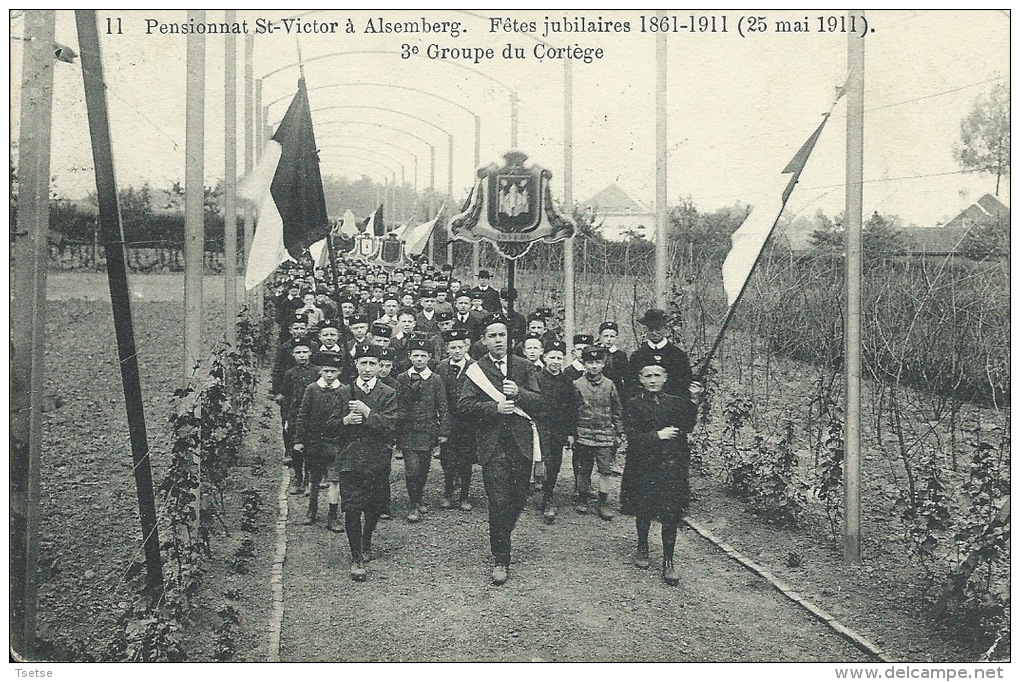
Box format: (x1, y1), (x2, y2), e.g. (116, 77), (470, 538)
(326, 515), (342, 533)
(407, 509), (420, 523)
(440, 496), (453, 510)
(459, 499), (473, 512)
(491, 564), (508, 586)
(351, 557), (367, 582)
(379, 513), (391, 520)
(543, 506), (556, 525)
(634, 545), (650, 570)
(575, 500), (588, 515)
(662, 558), (679, 587)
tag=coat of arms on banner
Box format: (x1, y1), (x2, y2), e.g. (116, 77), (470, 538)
(449, 150), (575, 259)
(347, 233), (378, 262)
(374, 234), (405, 268)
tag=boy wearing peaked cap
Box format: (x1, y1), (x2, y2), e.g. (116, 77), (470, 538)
(280, 337), (320, 496)
(395, 338), (450, 522)
(598, 321), (629, 390)
(572, 345), (624, 520)
(534, 339), (579, 524)
(621, 357), (704, 586)
(564, 333), (595, 380)
(435, 328), (478, 510)
(292, 351), (348, 530)
(333, 344), (399, 580)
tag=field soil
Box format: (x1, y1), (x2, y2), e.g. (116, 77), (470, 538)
(31, 274), (987, 662)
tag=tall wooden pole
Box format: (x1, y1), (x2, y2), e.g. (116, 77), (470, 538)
(243, 34), (254, 298)
(254, 77), (264, 322)
(224, 11), (238, 346)
(11, 10), (55, 658)
(844, 10), (865, 564)
(76, 9), (164, 595)
(184, 10), (206, 382)
(563, 61), (575, 346)
(654, 12), (668, 308)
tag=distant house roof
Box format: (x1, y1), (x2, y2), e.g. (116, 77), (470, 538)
(943, 193), (1009, 231)
(899, 226), (969, 253)
(583, 184), (653, 216)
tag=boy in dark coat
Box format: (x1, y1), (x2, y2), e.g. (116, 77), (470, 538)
(620, 359), (703, 586)
(280, 337), (319, 495)
(435, 328), (476, 511)
(332, 345), (399, 580)
(395, 338), (450, 522)
(597, 321), (629, 390)
(534, 339), (578, 524)
(292, 351), (347, 528)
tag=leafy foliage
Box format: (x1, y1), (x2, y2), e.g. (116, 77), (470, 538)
(955, 82), (1010, 195)
(111, 305), (267, 662)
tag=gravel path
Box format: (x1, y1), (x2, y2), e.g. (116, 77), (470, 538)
(277, 456), (872, 662)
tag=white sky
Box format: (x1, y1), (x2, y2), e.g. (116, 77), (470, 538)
(9, 9), (1011, 227)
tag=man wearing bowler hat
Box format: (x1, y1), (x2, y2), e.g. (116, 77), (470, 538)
(471, 270), (502, 313)
(459, 313), (543, 585)
(626, 308), (694, 400)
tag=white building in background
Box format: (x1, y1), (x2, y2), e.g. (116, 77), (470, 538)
(582, 184), (655, 242)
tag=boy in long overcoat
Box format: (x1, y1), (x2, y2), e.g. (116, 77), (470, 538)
(395, 338), (450, 522)
(333, 345), (399, 580)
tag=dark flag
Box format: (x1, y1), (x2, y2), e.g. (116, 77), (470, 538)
(240, 78), (329, 288)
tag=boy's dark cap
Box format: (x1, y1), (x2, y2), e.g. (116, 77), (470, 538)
(311, 350), (344, 368)
(407, 338), (433, 353)
(581, 346), (608, 362)
(318, 319), (339, 331)
(598, 321), (619, 333)
(573, 334), (594, 346)
(370, 322), (392, 338)
(436, 310), (454, 322)
(290, 336), (314, 350)
(353, 344), (383, 361)
(350, 313), (369, 326)
(443, 328), (471, 343)
(481, 312), (509, 331)
(543, 339), (567, 355)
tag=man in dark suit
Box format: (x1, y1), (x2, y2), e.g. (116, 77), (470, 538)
(626, 308), (694, 400)
(459, 314), (543, 585)
(452, 292), (483, 341)
(471, 270), (502, 313)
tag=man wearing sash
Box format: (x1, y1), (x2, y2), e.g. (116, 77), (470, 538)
(459, 313), (543, 585)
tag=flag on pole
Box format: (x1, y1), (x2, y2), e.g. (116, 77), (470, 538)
(309, 237), (327, 267)
(402, 209), (443, 257)
(720, 96), (842, 307)
(239, 78), (329, 289)
(358, 204), (385, 236)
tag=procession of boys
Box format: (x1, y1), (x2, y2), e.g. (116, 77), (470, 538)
(272, 254), (704, 588)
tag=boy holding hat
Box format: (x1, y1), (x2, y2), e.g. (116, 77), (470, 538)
(620, 357), (703, 586)
(331, 344), (399, 580)
(395, 338), (450, 522)
(572, 345), (624, 520)
(435, 328), (477, 510)
(458, 313), (543, 585)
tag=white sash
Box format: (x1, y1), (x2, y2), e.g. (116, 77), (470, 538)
(464, 362), (542, 462)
